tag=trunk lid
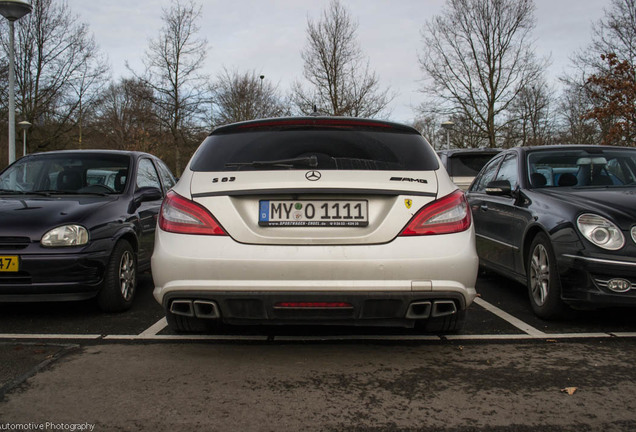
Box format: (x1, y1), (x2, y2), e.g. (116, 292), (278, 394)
(190, 170), (439, 245)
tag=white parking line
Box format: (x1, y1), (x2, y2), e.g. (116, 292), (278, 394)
(103, 334), (270, 341)
(138, 317), (168, 336)
(1, 332), (633, 342)
(273, 334), (441, 341)
(0, 334), (102, 340)
(607, 332), (636, 338)
(473, 297), (546, 337)
(444, 333), (610, 341)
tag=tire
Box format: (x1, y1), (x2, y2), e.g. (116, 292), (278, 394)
(416, 309), (466, 334)
(97, 240), (137, 312)
(165, 311), (207, 333)
(165, 309), (220, 334)
(526, 233), (566, 319)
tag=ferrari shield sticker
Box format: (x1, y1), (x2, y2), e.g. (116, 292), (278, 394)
(405, 199), (412, 209)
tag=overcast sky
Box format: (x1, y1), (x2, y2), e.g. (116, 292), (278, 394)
(66, 0), (611, 124)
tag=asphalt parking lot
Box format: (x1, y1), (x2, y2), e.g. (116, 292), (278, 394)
(2, 273), (636, 431)
(1, 271), (636, 342)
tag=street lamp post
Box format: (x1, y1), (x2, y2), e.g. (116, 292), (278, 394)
(441, 121), (454, 150)
(18, 120), (30, 156)
(0, 0), (32, 165)
(258, 75), (265, 118)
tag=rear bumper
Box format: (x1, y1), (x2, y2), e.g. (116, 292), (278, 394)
(152, 228), (479, 324)
(163, 291), (467, 327)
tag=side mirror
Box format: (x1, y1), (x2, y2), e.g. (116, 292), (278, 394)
(134, 187), (163, 205)
(485, 180), (512, 196)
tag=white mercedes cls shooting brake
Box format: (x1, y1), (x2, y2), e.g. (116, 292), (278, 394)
(152, 117), (478, 333)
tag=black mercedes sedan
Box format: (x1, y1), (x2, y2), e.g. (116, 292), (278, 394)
(0, 150), (176, 312)
(466, 145), (636, 319)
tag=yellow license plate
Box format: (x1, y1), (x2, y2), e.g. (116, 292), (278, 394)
(0, 256), (19, 272)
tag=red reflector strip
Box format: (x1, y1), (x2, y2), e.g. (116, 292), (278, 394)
(274, 302), (354, 309)
(235, 118), (393, 129)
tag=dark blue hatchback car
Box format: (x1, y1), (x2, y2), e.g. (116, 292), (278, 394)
(0, 150), (175, 312)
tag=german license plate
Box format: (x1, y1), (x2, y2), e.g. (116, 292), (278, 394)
(259, 200), (368, 227)
(0, 256), (19, 272)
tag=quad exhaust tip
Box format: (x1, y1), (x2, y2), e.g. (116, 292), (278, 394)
(406, 301), (432, 319)
(170, 300), (220, 319)
(431, 300), (457, 318)
(170, 300), (194, 317)
(193, 300), (220, 319)
(406, 300), (457, 319)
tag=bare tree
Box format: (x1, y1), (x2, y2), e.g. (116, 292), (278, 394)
(91, 78), (162, 153)
(556, 79), (600, 144)
(212, 69), (288, 126)
(292, 0), (392, 118)
(584, 0), (636, 71)
(449, 114), (490, 149)
(507, 80), (555, 146)
(412, 115), (443, 150)
(131, 0), (208, 175)
(419, 0), (545, 148)
(69, 57), (110, 149)
(561, 0), (636, 144)
(0, 0), (109, 156)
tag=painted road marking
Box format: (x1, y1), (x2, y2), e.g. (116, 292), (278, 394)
(0, 334), (101, 340)
(0, 333), (630, 342)
(139, 317), (168, 336)
(473, 297), (546, 336)
(103, 334), (269, 341)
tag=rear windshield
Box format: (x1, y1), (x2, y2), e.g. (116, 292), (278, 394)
(190, 128), (439, 171)
(448, 154), (499, 177)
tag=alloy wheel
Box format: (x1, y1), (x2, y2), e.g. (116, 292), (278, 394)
(119, 250), (136, 301)
(529, 244), (550, 306)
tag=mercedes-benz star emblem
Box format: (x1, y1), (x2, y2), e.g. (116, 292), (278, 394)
(305, 170), (321, 181)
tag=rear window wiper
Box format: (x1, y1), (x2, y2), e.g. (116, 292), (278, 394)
(225, 155), (318, 169)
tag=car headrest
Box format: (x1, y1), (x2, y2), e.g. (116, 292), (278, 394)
(530, 172), (547, 188)
(58, 169), (84, 191)
(558, 173), (577, 187)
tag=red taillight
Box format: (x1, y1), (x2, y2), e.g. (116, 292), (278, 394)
(159, 190), (227, 236)
(400, 190), (471, 236)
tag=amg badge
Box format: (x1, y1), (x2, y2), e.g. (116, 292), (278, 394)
(390, 177), (428, 184)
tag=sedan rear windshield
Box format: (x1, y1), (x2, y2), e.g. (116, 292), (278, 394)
(190, 128), (439, 171)
(448, 154), (499, 177)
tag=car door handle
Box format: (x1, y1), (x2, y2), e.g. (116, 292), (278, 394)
(480, 204), (488, 211)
